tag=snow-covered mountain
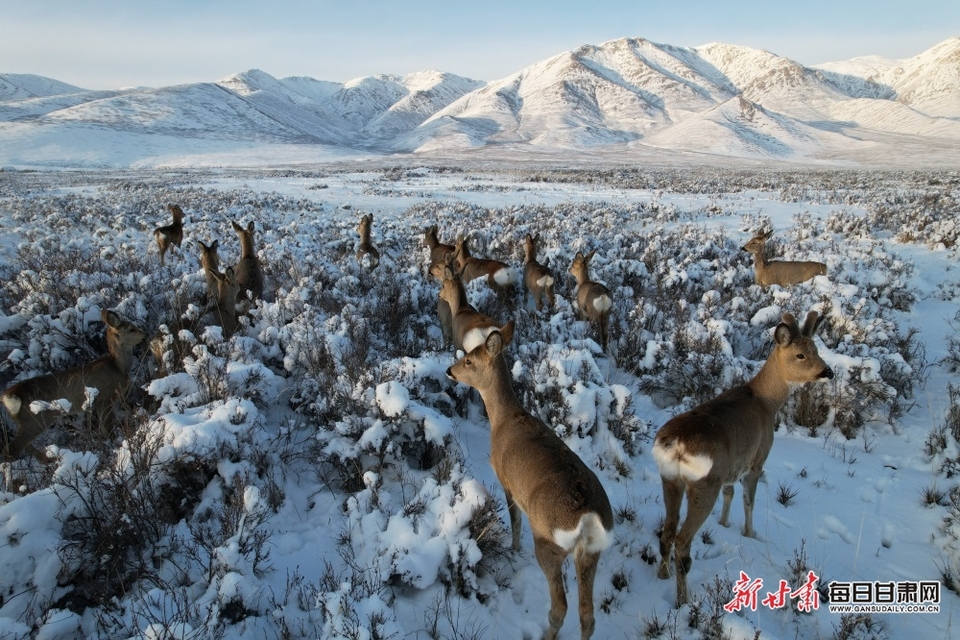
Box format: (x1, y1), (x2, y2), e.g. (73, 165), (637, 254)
(1, 37), (958, 167)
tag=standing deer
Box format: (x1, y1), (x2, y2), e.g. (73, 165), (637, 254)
(428, 255), (456, 347)
(446, 323), (613, 639)
(154, 203), (185, 265)
(438, 265), (502, 353)
(2, 310), (147, 461)
(523, 233), (555, 312)
(741, 230), (827, 287)
(653, 311), (833, 606)
(452, 236), (517, 289)
(355, 214), (380, 271)
(210, 266), (241, 338)
(231, 220), (264, 302)
(568, 251), (612, 351)
(198, 239), (221, 300)
(423, 224), (455, 271)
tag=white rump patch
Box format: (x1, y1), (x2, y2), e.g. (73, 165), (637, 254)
(494, 267), (517, 286)
(462, 326), (498, 353)
(2, 393), (21, 416)
(537, 275), (554, 288)
(553, 512), (613, 553)
(652, 439), (713, 482)
(592, 294), (612, 313)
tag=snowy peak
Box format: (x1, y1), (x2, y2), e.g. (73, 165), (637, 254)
(1, 37), (959, 166)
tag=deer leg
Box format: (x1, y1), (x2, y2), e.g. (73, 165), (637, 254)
(657, 475), (683, 579)
(718, 484), (735, 527)
(599, 312), (609, 351)
(673, 481), (722, 607)
(534, 537), (568, 640)
(574, 544), (601, 639)
(504, 488), (523, 550)
(740, 470), (763, 538)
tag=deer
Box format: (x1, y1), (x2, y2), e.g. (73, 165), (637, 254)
(198, 239), (221, 300)
(653, 310), (834, 607)
(437, 264), (503, 353)
(231, 220), (264, 303)
(423, 224), (455, 271)
(446, 323), (614, 639)
(150, 266), (240, 375)
(568, 251), (613, 351)
(154, 203), (185, 265)
(523, 233), (555, 312)
(428, 255), (456, 347)
(741, 230), (827, 287)
(355, 213), (380, 271)
(452, 236), (517, 290)
(210, 266), (241, 338)
(2, 310), (146, 462)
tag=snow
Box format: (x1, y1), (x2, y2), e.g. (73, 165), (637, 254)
(1, 37), (959, 168)
(0, 160), (957, 640)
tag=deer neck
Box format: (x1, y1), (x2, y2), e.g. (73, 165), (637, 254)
(746, 354), (791, 412)
(476, 356), (525, 427)
(240, 237), (255, 258)
(443, 285), (469, 315)
(107, 336), (135, 373)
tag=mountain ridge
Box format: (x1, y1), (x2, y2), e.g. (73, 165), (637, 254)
(1, 36), (958, 167)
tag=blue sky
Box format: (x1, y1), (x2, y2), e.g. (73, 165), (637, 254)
(3, 0), (957, 89)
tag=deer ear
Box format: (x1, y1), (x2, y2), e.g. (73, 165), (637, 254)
(585, 250), (597, 261)
(801, 310), (823, 337)
(247, 221), (255, 233)
(763, 230), (773, 239)
(774, 323), (793, 346)
(231, 220), (242, 232)
(485, 331), (504, 357)
(211, 239), (218, 250)
(499, 321), (515, 347)
(443, 266), (455, 281)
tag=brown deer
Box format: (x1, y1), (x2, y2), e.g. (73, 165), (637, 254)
(438, 265), (502, 353)
(423, 224), (455, 271)
(2, 310), (146, 461)
(653, 310), (833, 606)
(198, 239), (220, 300)
(741, 230), (827, 287)
(150, 266), (240, 375)
(428, 255), (456, 347)
(568, 251), (613, 351)
(452, 236), (517, 289)
(210, 266), (241, 338)
(355, 214), (380, 271)
(523, 233), (555, 311)
(231, 220), (264, 302)
(446, 324), (613, 639)
(154, 203), (185, 265)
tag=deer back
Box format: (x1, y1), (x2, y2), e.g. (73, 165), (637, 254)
(454, 237), (513, 286)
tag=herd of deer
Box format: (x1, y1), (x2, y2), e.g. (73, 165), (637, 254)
(1, 205), (833, 637)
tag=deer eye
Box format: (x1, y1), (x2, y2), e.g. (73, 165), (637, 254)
(464, 358), (472, 366)
(796, 353), (806, 360)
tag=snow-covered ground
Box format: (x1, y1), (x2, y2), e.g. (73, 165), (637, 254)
(0, 165), (957, 639)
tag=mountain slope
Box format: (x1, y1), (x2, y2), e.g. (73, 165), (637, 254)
(0, 36), (958, 167)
